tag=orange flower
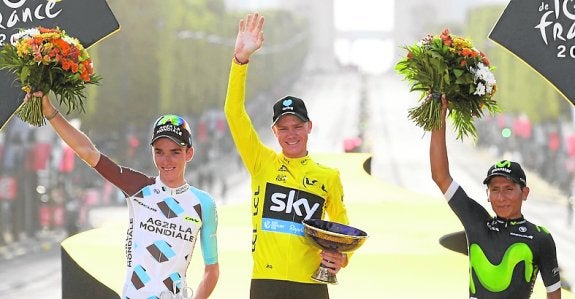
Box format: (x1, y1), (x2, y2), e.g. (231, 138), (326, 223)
(48, 48), (60, 60)
(32, 36), (44, 44)
(83, 59), (93, 74)
(407, 52), (413, 59)
(440, 28), (452, 46)
(460, 48), (473, 57)
(53, 38), (71, 56)
(68, 47), (80, 61)
(39, 27), (58, 34)
(480, 51), (490, 66)
(70, 61), (78, 73)
(80, 64), (91, 82)
(61, 58), (71, 71)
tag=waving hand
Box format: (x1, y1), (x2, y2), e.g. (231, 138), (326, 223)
(234, 12), (265, 64)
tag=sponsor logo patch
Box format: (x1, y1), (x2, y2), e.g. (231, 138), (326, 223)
(262, 183), (324, 235)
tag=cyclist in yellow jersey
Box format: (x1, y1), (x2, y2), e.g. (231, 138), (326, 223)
(224, 13), (351, 299)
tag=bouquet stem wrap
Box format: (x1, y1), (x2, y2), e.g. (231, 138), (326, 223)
(0, 27), (100, 126)
(395, 29), (499, 140)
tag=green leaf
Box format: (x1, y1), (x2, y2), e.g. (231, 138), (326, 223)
(453, 68), (464, 78)
(20, 65), (30, 83)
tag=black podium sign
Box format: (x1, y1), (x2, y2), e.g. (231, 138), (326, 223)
(0, 0), (119, 130)
(489, 0), (575, 106)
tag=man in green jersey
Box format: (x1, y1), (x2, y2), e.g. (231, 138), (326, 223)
(224, 13), (351, 299)
(430, 96), (562, 298)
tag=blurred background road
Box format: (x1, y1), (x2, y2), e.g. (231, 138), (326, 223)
(1, 0), (574, 297)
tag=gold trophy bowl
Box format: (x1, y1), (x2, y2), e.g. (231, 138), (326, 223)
(302, 219), (368, 284)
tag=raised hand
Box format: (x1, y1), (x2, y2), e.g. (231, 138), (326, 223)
(234, 12), (265, 63)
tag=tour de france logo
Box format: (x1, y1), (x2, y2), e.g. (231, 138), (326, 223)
(535, 1), (575, 58)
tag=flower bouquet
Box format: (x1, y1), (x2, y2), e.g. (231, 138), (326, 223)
(0, 27), (100, 126)
(395, 29), (499, 140)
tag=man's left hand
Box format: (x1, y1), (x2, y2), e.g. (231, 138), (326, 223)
(320, 250), (347, 274)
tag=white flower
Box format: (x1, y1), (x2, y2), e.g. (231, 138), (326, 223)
(10, 28), (40, 45)
(471, 62), (496, 96)
(420, 34), (434, 45)
(62, 35), (79, 46)
(474, 82), (486, 96)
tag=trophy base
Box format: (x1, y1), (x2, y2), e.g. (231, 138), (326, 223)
(311, 265), (338, 285)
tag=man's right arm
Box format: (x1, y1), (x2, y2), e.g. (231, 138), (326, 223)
(224, 13), (266, 173)
(223, 60), (267, 174)
(430, 95), (453, 194)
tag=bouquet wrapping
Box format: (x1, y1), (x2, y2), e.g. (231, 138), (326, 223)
(395, 29), (499, 140)
(0, 27), (100, 126)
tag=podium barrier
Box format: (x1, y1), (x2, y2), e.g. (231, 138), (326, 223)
(61, 225), (125, 299)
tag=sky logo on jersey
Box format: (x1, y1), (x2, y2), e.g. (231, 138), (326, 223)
(262, 183), (324, 235)
(131, 265), (151, 290)
(157, 197), (185, 219)
(146, 240), (176, 263)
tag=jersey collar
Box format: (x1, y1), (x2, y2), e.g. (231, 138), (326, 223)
(281, 153), (310, 166)
(490, 216), (526, 229)
(157, 178), (190, 195)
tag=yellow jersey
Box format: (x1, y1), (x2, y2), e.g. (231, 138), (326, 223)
(224, 61), (349, 283)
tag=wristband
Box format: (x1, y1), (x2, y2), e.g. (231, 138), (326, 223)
(45, 109), (59, 120)
(233, 54), (249, 65)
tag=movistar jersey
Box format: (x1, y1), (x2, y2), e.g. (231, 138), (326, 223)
(94, 154), (218, 298)
(445, 181), (561, 298)
(224, 61), (349, 283)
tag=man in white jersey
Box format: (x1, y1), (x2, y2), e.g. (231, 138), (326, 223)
(33, 91), (219, 299)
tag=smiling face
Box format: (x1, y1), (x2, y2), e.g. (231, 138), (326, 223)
(486, 176), (529, 220)
(272, 114), (312, 158)
(152, 137), (194, 187)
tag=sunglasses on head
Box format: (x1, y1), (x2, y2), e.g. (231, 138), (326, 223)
(155, 115), (191, 132)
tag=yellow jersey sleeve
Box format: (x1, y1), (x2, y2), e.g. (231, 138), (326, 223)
(224, 60), (276, 175)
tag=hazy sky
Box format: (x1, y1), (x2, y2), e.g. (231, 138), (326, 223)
(333, 0), (395, 74)
(334, 0), (394, 31)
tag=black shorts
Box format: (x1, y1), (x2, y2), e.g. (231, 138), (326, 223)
(250, 279), (329, 299)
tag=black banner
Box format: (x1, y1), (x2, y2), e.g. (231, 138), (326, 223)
(0, 0), (120, 129)
(489, 0), (575, 106)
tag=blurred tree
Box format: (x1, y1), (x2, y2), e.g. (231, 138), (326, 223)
(80, 1), (309, 148)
